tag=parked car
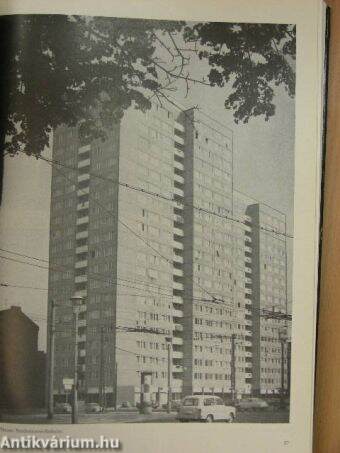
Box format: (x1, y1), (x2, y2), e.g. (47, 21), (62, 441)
(55, 403), (72, 414)
(267, 397), (289, 410)
(85, 403), (103, 413)
(177, 395), (236, 422)
(120, 401), (132, 408)
(236, 397), (269, 411)
(161, 400), (182, 411)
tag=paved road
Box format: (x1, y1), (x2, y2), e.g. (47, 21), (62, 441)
(1, 409), (289, 424)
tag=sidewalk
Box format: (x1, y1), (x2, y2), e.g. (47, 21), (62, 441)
(0, 410), (178, 424)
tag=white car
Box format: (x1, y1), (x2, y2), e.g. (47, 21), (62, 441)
(177, 395), (236, 422)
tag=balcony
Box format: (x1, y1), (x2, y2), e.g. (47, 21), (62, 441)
(78, 144), (91, 154)
(174, 161), (184, 172)
(76, 216), (89, 226)
(173, 227), (184, 237)
(76, 245), (88, 254)
(172, 350), (183, 359)
(172, 378), (183, 391)
(174, 135), (184, 146)
(172, 296), (183, 305)
(174, 187), (184, 198)
(77, 201), (89, 211)
(174, 148), (184, 159)
(76, 231), (88, 240)
(172, 309), (183, 318)
(77, 187), (89, 197)
(174, 121), (185, 132)
(173, 240), (184, 251)
(173, 254), (184, 265)
(174, 174), (184, 185)
(173, 365), (184, 373)
(75, 275), (87, 284)
(245, 246), (252, 253)
(174, 214), (184, 224)
(172, 336), (183, 345)
(78, 158), (90, 169)
(173, 268), (183, 278)
(78, 319), (87, 328)
(77, 334), (86, 342)
(174, 200), (184, 210)
(77, 173), (90, 183)
(173, 281), (184, 291)
(173, 323), (184, 332)
(75, 260), (88, 269)
(78, 300), (87, 310)
(79, 349), (86, 357)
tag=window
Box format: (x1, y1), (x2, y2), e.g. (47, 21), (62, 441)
(204, 398), (215, 406)
(183, 398), (199, 407)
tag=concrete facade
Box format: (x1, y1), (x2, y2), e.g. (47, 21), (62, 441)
(48, 103), (290, 405)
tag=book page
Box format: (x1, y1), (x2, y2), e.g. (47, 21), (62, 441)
(0, 1), (325, 452)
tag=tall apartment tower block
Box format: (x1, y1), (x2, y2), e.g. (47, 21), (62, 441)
(48, 103), (290, 405)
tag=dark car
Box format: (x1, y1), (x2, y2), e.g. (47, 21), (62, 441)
(236, 397), (269, 411)
(85, 403), (103, 413)
(55, 403), (72, 414)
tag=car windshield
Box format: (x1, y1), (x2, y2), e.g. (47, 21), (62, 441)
(182, 398), (199, 406)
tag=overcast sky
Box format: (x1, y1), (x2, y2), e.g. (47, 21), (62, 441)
(0, 22), (295, 351)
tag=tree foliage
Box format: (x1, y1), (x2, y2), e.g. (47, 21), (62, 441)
(0, 15), (295, 157)
(185, 23), (295, 123)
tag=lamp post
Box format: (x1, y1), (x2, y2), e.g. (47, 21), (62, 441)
(165, 336), (172, 414)
(70, 293), (84, 424)
(230, 334), (236, 404)
(278, 327), (287, 408)
(47, 299), (56, 420)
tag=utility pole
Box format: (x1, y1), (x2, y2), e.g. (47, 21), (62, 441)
(287, 341), (291, 397)
(99, 326), (104, 408)
(165, 337), (172, 413)
(280, 335), (286, 407)
(113, 361), (118, 411)
(47, 299), (56, 419)
(70, 293), (83, 424)
(72, 307), (79, 424)
(230, 333), (236, 403)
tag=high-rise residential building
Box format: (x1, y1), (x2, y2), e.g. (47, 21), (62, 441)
(246, 202), (290, 396)
(179, 108), (251, 397)
(48, 102), (290, 406)
(234, 191), (290, 396)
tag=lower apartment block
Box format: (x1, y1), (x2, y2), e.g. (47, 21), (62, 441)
(48, 103), (291, 406)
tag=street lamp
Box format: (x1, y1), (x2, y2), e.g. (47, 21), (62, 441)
(70, 293), (84, 424)
(278, 327), (288, 408)
(165, 336), (172, 414)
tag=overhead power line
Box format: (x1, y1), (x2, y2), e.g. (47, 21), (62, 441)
(45, 159), (219, 304)
(39, 154), (293, 239)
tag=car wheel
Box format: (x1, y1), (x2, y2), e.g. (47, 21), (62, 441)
(228, 413), (235, 423)
(205, 414), (214, 423)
